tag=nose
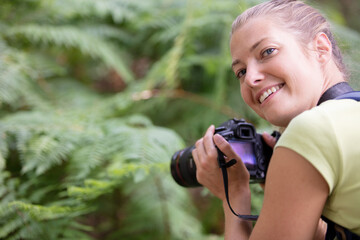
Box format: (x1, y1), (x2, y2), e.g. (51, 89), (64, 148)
(244, 62), (264, 87)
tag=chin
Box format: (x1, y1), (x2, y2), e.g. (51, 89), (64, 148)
(269, 119), (290, 128)
(264, 112), (292, 128)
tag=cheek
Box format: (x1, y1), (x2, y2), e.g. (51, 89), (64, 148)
(240, 86), (253, 105)
(240, 86), (259, 112)
(240, 85), (266, 118)
(240, 85), (248, 102)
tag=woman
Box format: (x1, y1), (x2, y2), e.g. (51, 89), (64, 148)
(192, 0), (360, 239)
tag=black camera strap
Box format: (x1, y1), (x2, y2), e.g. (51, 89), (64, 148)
(217, 148), (259, 221)
(317, 82), (354, 105)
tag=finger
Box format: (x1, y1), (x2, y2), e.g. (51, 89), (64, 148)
(262, 132), (277, 148)
(192, 147), (203, 173)
(195, 137), (219, 172)
(194, 138), (205, 158)
(192, 147), (198, 163)
(213, 134), (239, 160)
(195, 138), (213, 165)
(213, 134), (250, 181)
(203, 125), (216, 157)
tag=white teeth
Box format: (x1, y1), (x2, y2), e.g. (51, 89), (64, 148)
(259, 85), (282, 104)
(259, 92), (268, 103)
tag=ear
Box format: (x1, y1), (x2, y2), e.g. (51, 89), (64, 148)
(313, 32), (332, 64)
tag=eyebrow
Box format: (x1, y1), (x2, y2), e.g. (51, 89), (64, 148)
(231, 37), (268, 68)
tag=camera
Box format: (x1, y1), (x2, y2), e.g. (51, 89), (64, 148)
(170, 118), (278, 187)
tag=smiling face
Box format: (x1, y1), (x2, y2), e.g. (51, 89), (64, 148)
(231, 17), (326, 127)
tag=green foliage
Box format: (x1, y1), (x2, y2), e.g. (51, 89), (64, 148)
(0, 0), (359, 239)
(0, 100), (197, 238)
(334, 25), (360, 89)
(6, 24), (134, 83)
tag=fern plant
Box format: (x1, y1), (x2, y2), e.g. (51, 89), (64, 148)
(0, 85), (208, 239)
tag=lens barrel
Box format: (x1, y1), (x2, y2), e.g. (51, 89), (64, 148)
(170, 146), (201, 187)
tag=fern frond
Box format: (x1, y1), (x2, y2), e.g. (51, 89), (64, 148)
(81, 24), (133, 43)
(112, 171), (204, 239)
(0, 201), (94, 240)
(21, 135), (68, 175)
(0, 216), (25, 239)
(43, 0), (153, 24)
(68, 179), (116, 201)
(0, 135), (7, 170)
(0, 48), (49, 110)
(9, 201), (90, 221)
(0, 171), (19, 204)
(1, 112), (77, 175)
(6, 24), (134, 83)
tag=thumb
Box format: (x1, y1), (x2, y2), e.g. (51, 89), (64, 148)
(262, 132), (277, 149)
(213, 134), (239, 160)
(213, 134), (250, 182)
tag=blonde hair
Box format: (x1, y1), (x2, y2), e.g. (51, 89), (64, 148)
(231, 0), (348, 79)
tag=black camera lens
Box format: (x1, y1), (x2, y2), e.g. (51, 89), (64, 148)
(170, 146), (201, 187)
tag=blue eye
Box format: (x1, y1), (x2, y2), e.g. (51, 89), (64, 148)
(237, 69), (246, 79)
(262, 48), (275, 57)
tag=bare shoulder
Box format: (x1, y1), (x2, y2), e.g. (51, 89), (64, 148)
(250, 147), (329, 240)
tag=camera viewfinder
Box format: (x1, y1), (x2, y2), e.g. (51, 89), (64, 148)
(238, 126), (253, 139)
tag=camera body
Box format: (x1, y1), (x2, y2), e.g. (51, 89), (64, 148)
(171, 118), (276, 187)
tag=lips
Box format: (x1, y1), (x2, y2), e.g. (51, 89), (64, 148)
(258, 84), (284, 104)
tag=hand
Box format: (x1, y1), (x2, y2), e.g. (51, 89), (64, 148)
(262, 132), (277, 148)
(259, 132), (278, 190)
(313, 219), (327, 240)
(192, 125), (251, 201)
(192, 125), (224, 199)
(192, 125), (253, 239)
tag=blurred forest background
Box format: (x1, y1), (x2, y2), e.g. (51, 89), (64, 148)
(0, 0), (359, 239)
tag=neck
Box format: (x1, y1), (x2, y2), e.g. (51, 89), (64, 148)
(317, 82), (353, 105)
(318, 60), (348, 104)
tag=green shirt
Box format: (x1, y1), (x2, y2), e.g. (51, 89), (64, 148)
(276, 99), (360, 234)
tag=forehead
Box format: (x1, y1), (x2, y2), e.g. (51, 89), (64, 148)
(230, 17), (292, 56)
